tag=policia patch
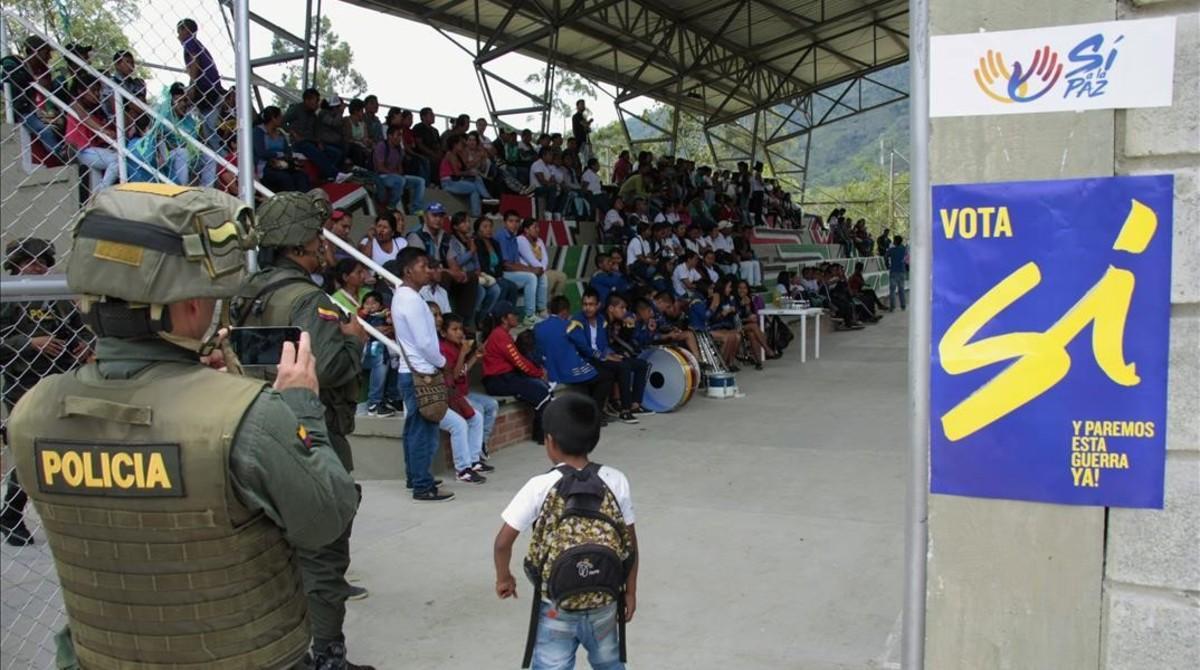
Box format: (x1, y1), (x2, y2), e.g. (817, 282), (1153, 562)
(34, 440), (184, 497)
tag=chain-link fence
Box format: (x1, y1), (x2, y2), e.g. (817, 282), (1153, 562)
(1, 1), (235, 666)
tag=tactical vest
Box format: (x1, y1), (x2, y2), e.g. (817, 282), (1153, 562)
(8, 362), (310, 670)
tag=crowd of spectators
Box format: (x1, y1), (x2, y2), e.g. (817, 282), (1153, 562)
(2, 21), (903, 490)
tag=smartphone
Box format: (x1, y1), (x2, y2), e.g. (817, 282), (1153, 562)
(228, 327), (301, 367)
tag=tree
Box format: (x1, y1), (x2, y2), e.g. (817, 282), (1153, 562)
(4, 0), (137, 57)
(523, 68), (596, 123)
(272, 15), (367, 103)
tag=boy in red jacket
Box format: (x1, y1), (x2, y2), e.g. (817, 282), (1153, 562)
(482, 301), (552, 444)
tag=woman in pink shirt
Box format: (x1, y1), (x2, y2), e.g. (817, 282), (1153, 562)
(65, 77), (119, 188)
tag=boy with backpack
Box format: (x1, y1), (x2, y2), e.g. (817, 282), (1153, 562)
(493, 394), (639, 670)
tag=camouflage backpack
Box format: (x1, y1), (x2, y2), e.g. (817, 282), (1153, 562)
(520, 463), (635, 668)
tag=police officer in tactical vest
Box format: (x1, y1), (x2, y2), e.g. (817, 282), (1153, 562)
(7, 184), (359, 669)
(231, 191), (372, 670)
(1, 237), (92, 547)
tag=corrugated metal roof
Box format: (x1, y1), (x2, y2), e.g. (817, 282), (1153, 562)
(343, 0), (908, 125)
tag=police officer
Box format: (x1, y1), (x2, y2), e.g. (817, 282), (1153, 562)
(7, 184), (358, 669)
(1, 238), (92, 546)
(232, 192), (372, 670)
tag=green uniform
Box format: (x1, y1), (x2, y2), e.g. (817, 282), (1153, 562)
(234, 258), (362, 470)
(8, 337), (358, 669)
(234, 257), (363, 650)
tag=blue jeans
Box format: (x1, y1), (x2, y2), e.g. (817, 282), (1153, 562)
(476, 281), (502, 322)
(467, 392), (499, 446)
(532, 602), (624, 670)
(378, 173), (426, 211)
(440, 407), (483, 471)
(889, 272), (907, 310)
(362, 342), (399, 406)
(19, 112), (64, 159)
(441, 177), (491, 217)
(504, 270), (547, 317)
(295, 140), (342, 180)
(397, 372), (440, 493)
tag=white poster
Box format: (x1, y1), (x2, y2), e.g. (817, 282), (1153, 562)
(931, 17), (1176, 118)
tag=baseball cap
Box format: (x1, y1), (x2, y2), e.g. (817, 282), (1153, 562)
(426, 202), (446, 215)
(327, 95), (344, 107)
(717, 220), (734, 230)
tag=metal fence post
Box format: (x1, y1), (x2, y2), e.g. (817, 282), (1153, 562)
(902, 0), (931, 667)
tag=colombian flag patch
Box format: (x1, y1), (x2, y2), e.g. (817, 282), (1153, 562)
(298, 425), (312, 449)
(317, 307), (340, 322)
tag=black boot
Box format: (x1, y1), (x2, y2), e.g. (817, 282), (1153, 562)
(1, 480), (34, 547)
(312, 640), (375, 670)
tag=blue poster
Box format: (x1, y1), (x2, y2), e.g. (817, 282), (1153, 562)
(931, 175), (1173, 508)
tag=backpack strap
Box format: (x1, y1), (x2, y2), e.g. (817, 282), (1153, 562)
(521, 576), (541, 669)
(231, 276), (315, 327)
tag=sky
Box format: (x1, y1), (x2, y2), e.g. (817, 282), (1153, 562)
(126, 0), (652, 131)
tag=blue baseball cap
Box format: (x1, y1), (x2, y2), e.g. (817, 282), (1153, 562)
(426, 202), (446, 215)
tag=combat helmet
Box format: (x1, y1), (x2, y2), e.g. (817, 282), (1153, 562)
(67, 184), (255, 334)
(254, 190), (330, 248)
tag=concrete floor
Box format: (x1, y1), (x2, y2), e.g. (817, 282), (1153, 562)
(344, 313), (909, 670)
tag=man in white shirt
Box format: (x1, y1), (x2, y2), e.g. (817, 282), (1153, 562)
(672, 251), (702, 297)
(712, 221), (736, 253)
(581, 158), (602, 195)
(529, 147), (563, 218)
(389, 247), (454, 502)
(603, 196), (626, 242)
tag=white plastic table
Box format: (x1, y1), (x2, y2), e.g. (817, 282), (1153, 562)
(758, 306), (824, 363)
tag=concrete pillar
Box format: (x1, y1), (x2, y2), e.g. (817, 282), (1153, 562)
(1102, 2), (1200, 669)
(921, 0), (1194, 667)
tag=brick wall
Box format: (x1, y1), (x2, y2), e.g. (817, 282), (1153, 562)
(1102, 2), (1200, 668)
(438, 402), (535, 468)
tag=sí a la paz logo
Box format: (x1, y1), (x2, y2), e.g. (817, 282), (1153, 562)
(973, 32), (1124, 104)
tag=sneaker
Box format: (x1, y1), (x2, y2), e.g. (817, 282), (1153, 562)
(413, 488), (455, 502)
(479, 445), (491, 461)
(366, 403), (395, 417)
(631, 406), (655, 416)
(346, 585), (369, 601)
(384, 399), (405, 414)
(618, 411), (639, 425)
(472, 461), (496, 473)
(334, 171), (354, 184)
(456, 469), (486, 484)
(522, 315), (538, 327)
(603, 402), (621, 418)
(312, 641), (375, 670)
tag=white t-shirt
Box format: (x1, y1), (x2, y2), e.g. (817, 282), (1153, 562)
(672, 263), (700, 295)
(702, 265), (719, 283)
(713, 233), (735, 253)
(362, 236), (407, 267)
(530, 159), (553, 188)
(517, 236), (549, 271)
(501, 465), (636, 532)
(418, 283), (452, 314)
(581, 169), (602, 194)
(653, 212), (680, 225)
(625, 236), (650, 266)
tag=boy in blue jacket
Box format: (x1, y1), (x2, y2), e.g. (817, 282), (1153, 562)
(534, 296), (616, 426)
(589, 251), (632, 306)
(569, 289), (648, 424)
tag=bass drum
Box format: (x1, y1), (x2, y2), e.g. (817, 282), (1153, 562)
(638, 346), (700, 413)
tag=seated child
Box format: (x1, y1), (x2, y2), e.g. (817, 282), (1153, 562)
(438, 312), (497, 484)
(493, 393), (639, 670)
(482, 301), (552, 444)
(360, 291), (400, 416)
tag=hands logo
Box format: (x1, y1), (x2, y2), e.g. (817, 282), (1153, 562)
(974, 46), (1064, 104)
